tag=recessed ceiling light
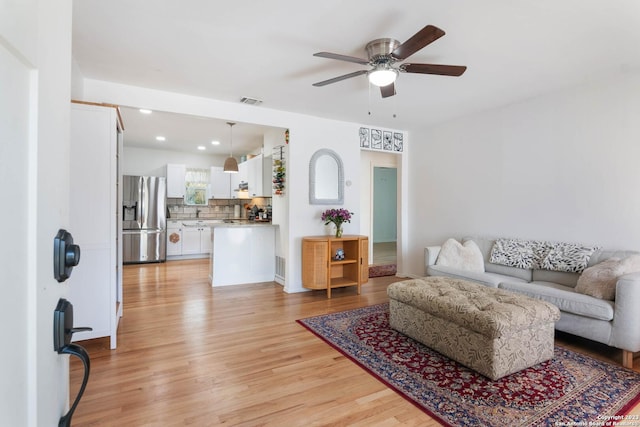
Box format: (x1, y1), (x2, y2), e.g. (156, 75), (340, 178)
(211, 140), (220, 145)
(156, 136), (166, 141)
(139, 109), (152, 114)
(197, 146), (206, 151)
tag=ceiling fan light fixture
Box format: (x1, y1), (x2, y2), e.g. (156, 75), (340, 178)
(368, 68), (398, 87)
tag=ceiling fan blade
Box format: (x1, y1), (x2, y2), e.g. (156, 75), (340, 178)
(313, 52), (370, 65)
(380, 82), (396, 98)
(392, 25), (446, 60)
(312, 70), (368, 87)
(402, 63), (467, 76)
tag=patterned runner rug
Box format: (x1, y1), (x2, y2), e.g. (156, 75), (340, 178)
(297, 303), (640, 427)
(368, 264), (397, 277)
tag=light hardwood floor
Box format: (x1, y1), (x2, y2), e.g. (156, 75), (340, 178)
(372, 241), (396, 266)
(70, 259), (639, 426)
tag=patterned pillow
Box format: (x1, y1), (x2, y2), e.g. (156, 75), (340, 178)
(540, 242), (600, 273)
(489, 238), (546, 269)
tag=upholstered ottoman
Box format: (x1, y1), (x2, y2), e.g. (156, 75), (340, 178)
(387, 276), (561, 380)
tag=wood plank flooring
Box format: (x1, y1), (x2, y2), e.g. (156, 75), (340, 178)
(70, 259), (639, 426)
(372, 242), (396, 266)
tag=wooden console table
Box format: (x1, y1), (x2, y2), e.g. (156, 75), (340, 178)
(302, 235), (369, 298)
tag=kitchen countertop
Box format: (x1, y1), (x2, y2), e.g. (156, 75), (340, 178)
(209, 222), (276, 228)
(174, 219), (273, 227)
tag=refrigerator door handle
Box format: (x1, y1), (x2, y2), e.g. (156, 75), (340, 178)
(140, 178), (146, 228)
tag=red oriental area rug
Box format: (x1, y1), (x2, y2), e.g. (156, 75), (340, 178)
(297, 303), (640, 427)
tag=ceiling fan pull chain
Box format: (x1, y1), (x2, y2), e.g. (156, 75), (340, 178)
(368, 81), (372, 116)
(392, 81), (397, 118)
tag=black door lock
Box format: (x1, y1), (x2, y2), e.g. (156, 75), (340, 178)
(54, 299), (92, 427)
(54, 229), (81, 283)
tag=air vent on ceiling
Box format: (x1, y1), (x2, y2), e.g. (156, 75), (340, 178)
(240, 96), (263, 106)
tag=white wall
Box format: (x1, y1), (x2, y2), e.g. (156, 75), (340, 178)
(408, 74), (640, 276)
(122, 146), (225, 176)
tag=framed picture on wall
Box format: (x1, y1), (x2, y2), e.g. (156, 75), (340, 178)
(359, 127), (404, 153)
(371, 129), (382, 149)
(393, 132), (403, 152)
(383, 131), (393, 151)
(359, 127), (370, 148)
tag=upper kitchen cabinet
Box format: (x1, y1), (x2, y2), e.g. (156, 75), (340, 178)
(210, 166), (231, 198)
(69, 101), (123, 349)
(166, 163), (186, 198)
(243, 154), (272, 197)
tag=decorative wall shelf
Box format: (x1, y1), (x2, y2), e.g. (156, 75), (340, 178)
(272, 145), (286, 196)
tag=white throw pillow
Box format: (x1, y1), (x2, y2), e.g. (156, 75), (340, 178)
(436, 238), (485, 272)
(575, 255), (640, 300)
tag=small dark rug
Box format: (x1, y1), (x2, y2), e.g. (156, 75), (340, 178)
(297, 303), (640, 427)
(368, 264), (397, 277)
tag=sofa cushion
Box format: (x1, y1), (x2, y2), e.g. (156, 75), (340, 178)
(489, 238), (546, 269)
(463, 237), (533, 282)
(539, 242), (600, 273)
(532, 269), (579, 288)
(426, 264), (527, 288)
(435, 238), (484, 272)
(498, 281), (614, 321)
(575, 255), (640, 301)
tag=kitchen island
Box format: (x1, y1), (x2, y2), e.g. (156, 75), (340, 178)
(209, 222), (277, 286)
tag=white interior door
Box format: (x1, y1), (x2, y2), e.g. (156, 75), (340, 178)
(1, 1), (73, 425)
(0, 39), (37, 427)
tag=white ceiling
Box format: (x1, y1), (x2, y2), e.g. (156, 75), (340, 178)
(73, 0), (640, 153)
(119, 107), (278, 156)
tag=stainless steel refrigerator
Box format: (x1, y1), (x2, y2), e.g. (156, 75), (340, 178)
(122, 175), (167, 263)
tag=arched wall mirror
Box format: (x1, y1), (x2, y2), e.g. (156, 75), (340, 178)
(309, 148), (344, 205)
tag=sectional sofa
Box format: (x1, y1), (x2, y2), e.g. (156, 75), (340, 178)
(424, 237), (640, 368)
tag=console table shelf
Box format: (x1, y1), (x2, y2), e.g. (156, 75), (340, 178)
(302, 235), (369, 298)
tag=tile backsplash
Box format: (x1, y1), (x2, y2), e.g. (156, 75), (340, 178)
(166, 197), (271, 220)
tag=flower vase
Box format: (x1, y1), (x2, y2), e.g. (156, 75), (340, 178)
(335, 224), (343, 238)
(325, 223), (335, 236)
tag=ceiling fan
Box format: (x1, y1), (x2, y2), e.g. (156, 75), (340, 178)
(312, 25), (467, 98)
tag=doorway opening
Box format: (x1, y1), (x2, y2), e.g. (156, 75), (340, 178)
(372, 166), (397, 266)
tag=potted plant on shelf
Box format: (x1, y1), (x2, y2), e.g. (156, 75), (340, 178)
(321, 208), (353, 238)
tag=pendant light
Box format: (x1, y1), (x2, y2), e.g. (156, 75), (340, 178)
(223, 122), (238, 173)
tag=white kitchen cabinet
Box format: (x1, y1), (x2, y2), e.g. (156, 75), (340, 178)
(181, 227), (202, 255)
(181, 223), (211, 255)
(69, 102), (122, 349)
(246, 154), (263, 197)
(201, 226), (212, 253)
(230, 171), (241, 198)
(236, 161), (249, 199)
(210, 166), (231, 198)
(166, 220), (183, 256)
(241, 154), (272, 197)
(166, 163), (186, 198)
